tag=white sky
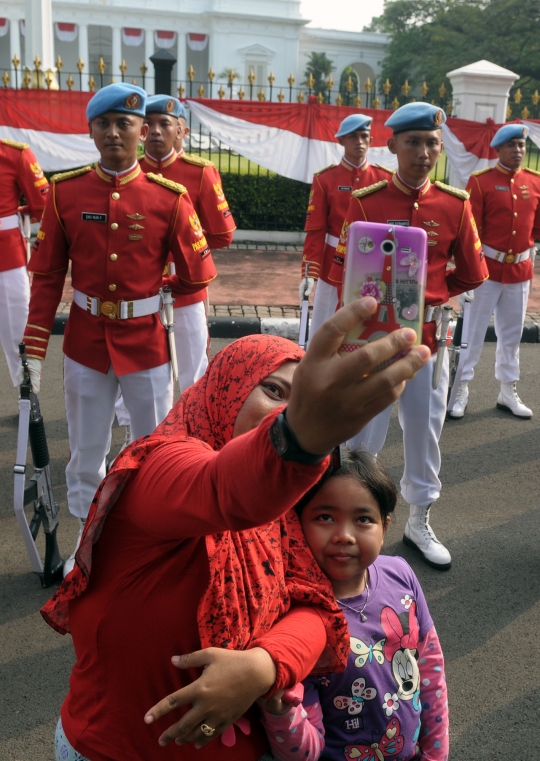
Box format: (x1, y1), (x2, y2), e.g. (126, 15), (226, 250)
(299, 0), (387, 32)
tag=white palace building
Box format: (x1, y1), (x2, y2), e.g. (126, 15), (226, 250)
(0, 0), (389, 93)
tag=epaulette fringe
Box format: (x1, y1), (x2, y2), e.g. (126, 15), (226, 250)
(51, 166), (93, 183)
(352, 180), (388, 199)
(375, 163), (395, 175)
(147, 173), (187, 194)
(471, 166), (492, 177)
(182, 153), (214, 168)
(314, 164), (335, 176)
(1, 138), (30, 151)
(524, 166), (540, 177)
(434, 180), (469, 200)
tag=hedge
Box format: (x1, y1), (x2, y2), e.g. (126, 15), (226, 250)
(221, 173), (310, 231)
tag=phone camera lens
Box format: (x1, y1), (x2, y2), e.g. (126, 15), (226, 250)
(381, 240), (395, 254)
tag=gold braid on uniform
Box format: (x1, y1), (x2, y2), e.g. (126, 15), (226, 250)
(352, 180), (388, 199)
(470, 167), (492, 177)
(314, 164), (335, 176)
(375, 163), (395, 175)
(51, 166), (93, 183)
(147, 173), (187, 194)
(434, 180), (470, 200)
(182, 153), (214, 168)
(1, 138), (30, 150)
(524, 166), (540, 177)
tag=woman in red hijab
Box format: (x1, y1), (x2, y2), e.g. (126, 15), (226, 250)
(42, 300), (429, 761)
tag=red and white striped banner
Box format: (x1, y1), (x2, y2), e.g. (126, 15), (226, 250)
(155, 30), (176, 49)
(122, 27), (144, 47)
(55, 22), (77, 43)
(187, 33), (208, 51)
(0, 91), (537, 180)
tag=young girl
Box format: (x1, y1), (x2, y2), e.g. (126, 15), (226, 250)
(259, 451), (449, 761)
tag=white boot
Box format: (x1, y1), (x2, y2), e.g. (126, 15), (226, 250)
(448, 381), (469, 419)
(496, 382), (532, 419)
(403, 504), (451, 570)
(63, 518), (86, 578)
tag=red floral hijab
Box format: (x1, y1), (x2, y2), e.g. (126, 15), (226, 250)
(41, 335), (348, 674)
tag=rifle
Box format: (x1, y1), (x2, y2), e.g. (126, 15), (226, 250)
(447, 299), (472, 413)
(298, 263), (311, 350)
(14, 343), (63, 587)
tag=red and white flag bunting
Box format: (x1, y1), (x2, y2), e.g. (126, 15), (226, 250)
(55, 23), (78, 43)
(122, 28), (144, 47)
(187, 33), (208, 51)
(155, 30), (176, 49)
(0, 90), (538, 181)
(0, 18), (9, 38)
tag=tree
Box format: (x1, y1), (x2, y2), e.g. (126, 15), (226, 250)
(339, 67), (359, 100)
(367, 0), (540, 104)
(303, 52), (336, 96)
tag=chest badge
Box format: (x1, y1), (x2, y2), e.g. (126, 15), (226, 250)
(423, 220), (439, 227)
(126, 213), (146, 220)
(128, 223), (144, 230)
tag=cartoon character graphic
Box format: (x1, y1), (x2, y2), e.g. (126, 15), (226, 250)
(381, 603), (420, 703)
(350, 637), (386, 669)
(343, 717), (404, 760)
(333, 677), (377, 715)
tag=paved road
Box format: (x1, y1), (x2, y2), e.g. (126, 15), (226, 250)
(1, 336), (539, 760)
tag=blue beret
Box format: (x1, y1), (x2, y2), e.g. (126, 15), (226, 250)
(491, 123), (528, 148)
(335, 113), (373, 138)
(146, 95), (187, 119)
(385, 102), (446, 134)
(86, 83), (146, 121)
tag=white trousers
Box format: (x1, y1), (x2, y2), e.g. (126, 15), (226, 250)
(0, 266), (29, 386)
(461, 278), (530, 384)
(64, 356), (172, 519)
(173, 301), (209, 393)
(309, 279), (339, 342)
(347, 352), (449, 507)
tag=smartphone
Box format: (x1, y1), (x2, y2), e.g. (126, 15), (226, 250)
(340, 221), (428, 359)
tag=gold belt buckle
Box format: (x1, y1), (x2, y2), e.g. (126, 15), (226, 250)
(505, 254), (515, 264)
(100, 300), (119, 319)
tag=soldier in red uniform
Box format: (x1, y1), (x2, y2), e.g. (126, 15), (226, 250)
(0, 139), (49, 387)
(449, 123), (540, 419)
(142, 95), (235, 389)
(335, 102), (488, 570)
(17, 84), (216, 573)
(301, 113), (393, 337)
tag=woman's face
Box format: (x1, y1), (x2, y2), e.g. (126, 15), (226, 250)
(232, 360), (297, 438)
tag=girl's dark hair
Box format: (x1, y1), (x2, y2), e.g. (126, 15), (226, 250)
(296, 448), (397, 523)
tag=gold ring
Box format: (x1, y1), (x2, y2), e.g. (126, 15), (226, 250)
(200, 723), (216, 737)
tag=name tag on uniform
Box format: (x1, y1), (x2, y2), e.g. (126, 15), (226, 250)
(82, 212), (107, 222)
(338, 186), (353, 191)
(495, 186), (509, 191)
(387, 220), (410, 226)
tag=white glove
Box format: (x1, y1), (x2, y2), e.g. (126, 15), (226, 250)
(16, 358), (42, 393)
(299, 277), (315, 305)
(457, 290), (474, 310)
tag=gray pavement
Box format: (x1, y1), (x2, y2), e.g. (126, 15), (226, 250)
(1, 337), (540, 759)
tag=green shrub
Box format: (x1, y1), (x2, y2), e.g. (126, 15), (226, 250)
(221, 173), (310, 231)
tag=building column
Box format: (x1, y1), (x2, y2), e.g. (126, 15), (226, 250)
(144, 28), (154, 94)
(111, 26), (122, 84)
(9, 17), (22, 70)
(24, 0), (54, 70)
(78, 23), (89, 91)
(176, 31), (186, 89)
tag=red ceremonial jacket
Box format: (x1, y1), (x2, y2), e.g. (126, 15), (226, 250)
(141, 150), (235, 306)
(466, 163), (540, 284)
(302, 159), (393, 283)
(0, 139), (49, 272)
(24, 164), (216, 375)
(333, 174), (489, 354)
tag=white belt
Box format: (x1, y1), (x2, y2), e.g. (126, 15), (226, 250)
(326, 234), (339, 248)
(73, 288), (161, 320)
(482, 243), (531, 264)
(0, 214), (20, 231)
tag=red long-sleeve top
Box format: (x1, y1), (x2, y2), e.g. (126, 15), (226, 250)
(61, 411), (331, 761)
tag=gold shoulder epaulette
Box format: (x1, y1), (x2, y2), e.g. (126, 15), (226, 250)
(471, 166), (493, 177)
(182, 153), (214, 168)
(434, 181), (469, 200)
(147, 172), (187, 194)
(524, 166), (540, 177)
(51, 166), (93, 183)
(375, 163), (395, 175)
(352, 180), (388, 199)
(314, 164), (335, 176)
(1, 138), (29, 151)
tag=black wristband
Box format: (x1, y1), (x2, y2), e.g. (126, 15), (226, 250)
(269, 408), (328, 465)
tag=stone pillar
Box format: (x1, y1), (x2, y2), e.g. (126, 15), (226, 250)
(112, 26), (122, 84)
(78, 24), (89, 91)
(446, 59), (519, 187)
(24, 0), (54, 69)
(9, 17), (22, 71)
(144, 29), (154, 94)
(176, 31), (186, 88)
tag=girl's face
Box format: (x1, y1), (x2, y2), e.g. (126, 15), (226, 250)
(300, 476), (388, 598)
(232, 360), (297, 438)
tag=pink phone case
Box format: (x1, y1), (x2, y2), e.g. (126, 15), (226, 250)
(340, 221), (428, 356)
